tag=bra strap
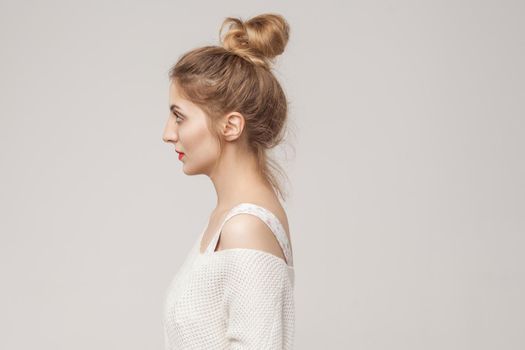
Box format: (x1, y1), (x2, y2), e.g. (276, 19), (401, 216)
(206, 203), (294, 267)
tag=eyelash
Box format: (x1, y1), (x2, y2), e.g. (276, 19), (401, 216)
(172, 112), (183, 123)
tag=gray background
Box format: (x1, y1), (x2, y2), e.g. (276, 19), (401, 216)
(1, 0), (524, 349)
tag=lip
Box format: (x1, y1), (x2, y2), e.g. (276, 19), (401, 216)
(177, 151), (185, 160)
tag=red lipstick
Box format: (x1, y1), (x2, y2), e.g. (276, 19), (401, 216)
(178, 152), (185, 160)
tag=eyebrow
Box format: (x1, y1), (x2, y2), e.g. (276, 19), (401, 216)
(170, 104), (185, 115)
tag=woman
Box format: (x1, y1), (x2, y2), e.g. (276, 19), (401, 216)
(162, 13), (295, 349)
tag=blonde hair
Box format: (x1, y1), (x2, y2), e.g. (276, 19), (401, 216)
(168, 13), (293, 201)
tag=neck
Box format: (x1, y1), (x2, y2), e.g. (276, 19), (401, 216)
(208, 143), (273, 212)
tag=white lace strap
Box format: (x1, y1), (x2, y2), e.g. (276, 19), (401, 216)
(206, 203), (294, 267)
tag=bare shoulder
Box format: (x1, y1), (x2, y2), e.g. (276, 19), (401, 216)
(215, 212), (286, 261)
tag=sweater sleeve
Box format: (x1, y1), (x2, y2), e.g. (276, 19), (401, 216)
(221, 250), (288, 350)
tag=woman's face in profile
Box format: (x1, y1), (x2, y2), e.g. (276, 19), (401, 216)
(163, 81), (220, 176)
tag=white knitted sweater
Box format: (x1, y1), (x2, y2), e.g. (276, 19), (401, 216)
(162, 203), (295, 349)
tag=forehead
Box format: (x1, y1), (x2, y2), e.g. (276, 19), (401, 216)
(169, 81), (192, 112)
(168, 81), (210, 122)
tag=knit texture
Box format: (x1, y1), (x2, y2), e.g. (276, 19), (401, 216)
(163, 203), (295, 349)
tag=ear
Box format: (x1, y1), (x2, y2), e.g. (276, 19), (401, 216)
(221, 112), (245, 141)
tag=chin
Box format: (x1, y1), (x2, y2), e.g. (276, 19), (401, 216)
(181, 164), (202, 176)
(182, 166), (195, 175)
(181, 158), (215, 176)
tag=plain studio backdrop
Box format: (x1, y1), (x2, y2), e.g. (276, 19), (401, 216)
(1, 1), (523, 349)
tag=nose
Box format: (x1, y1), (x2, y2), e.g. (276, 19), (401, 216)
(162, 117), (178, 144)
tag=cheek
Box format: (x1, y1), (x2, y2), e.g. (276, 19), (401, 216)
(181, 123), (219, 157)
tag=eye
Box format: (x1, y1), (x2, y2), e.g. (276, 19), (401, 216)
(172, 111), (183, 124)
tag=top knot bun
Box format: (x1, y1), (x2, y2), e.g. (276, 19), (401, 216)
(219, 13), (290, 69)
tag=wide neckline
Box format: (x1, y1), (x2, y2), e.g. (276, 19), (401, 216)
(197, 202), (293, 267)
(198, 246), (295, 269)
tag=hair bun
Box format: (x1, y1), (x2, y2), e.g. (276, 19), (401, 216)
(219, 13), (290, 69)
